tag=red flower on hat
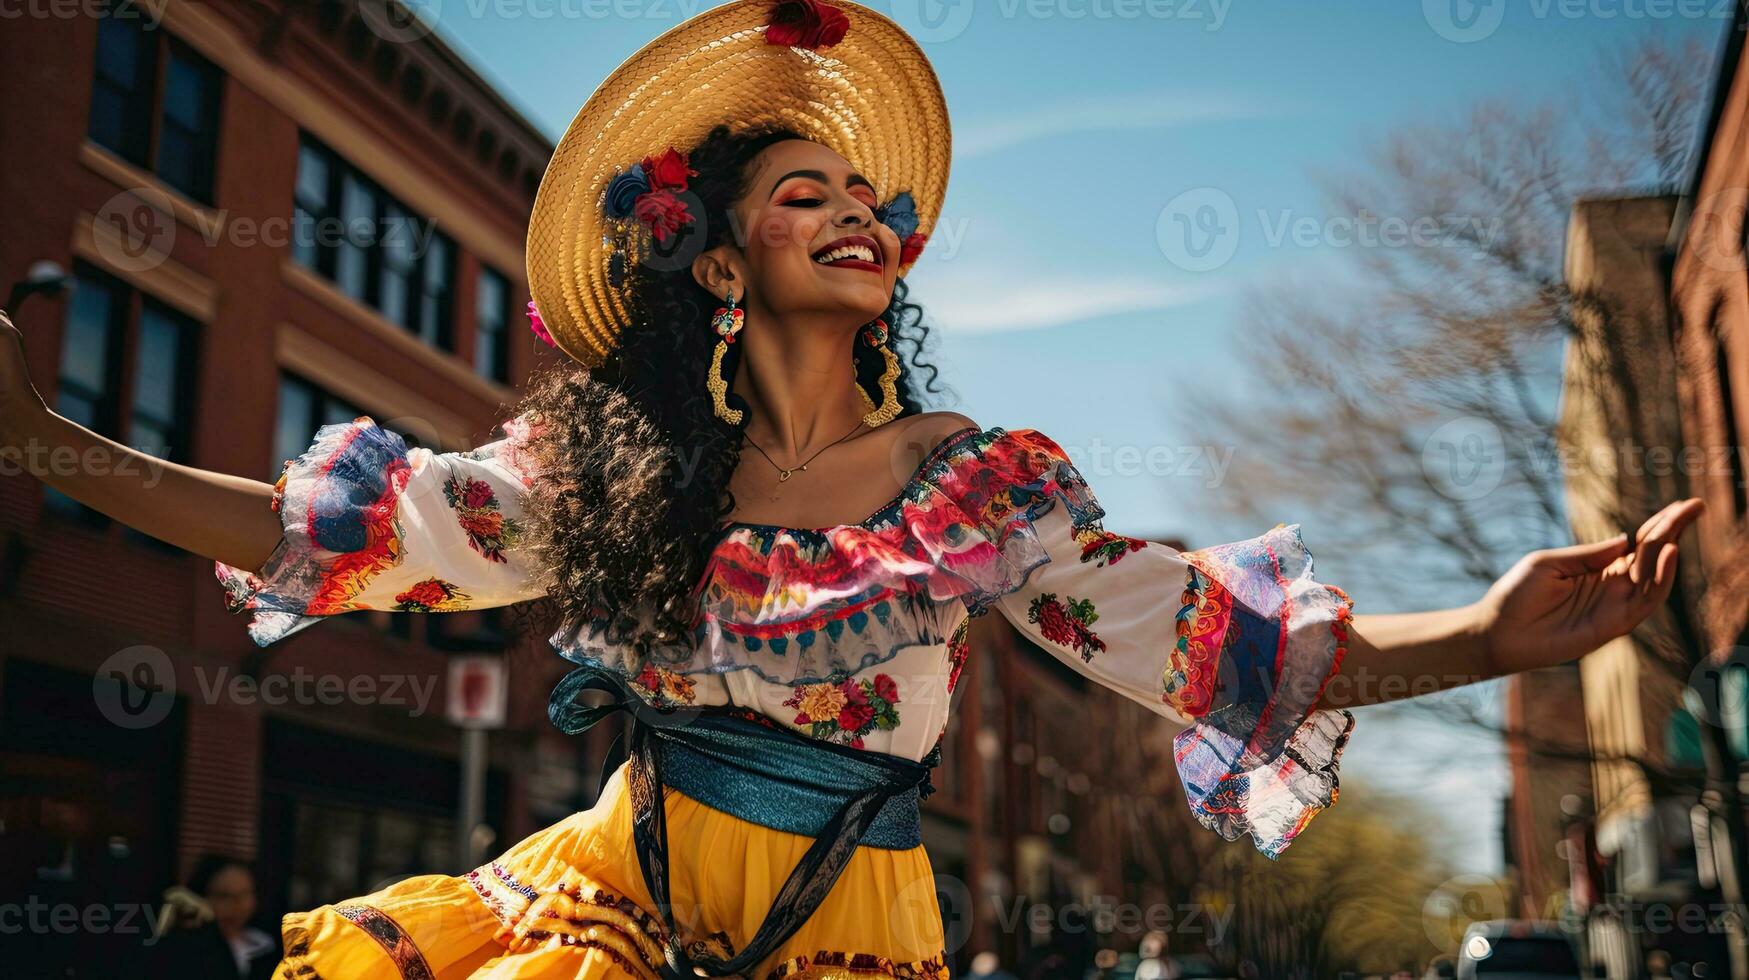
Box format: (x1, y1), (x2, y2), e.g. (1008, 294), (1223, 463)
(634, 188), (694, 242)
(765, 0), (849, 50)
(526, 300), (556, 347)
(641, 147), (697, 192)
(898, 231), (927, 266)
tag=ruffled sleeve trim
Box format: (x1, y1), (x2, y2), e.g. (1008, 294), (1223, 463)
(921, 433), (1358, 858)
(557, 427), (1092, 687)
(906, 426), (1108, 616)
(1171, 524), (1356, 858)
(214, 417), (415, 646)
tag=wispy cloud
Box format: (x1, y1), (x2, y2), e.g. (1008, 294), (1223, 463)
(923, 273), (1232, 333)
(957, 93), (1269, 158)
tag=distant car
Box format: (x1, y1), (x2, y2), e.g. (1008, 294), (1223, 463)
(1456, 920), (1582, 979)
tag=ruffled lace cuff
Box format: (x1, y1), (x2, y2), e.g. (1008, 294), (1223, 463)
(214, 417), (415, 646)
(1171, 524), (1355, 858)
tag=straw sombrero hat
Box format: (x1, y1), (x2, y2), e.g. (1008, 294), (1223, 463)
(525, 0), (952, 368)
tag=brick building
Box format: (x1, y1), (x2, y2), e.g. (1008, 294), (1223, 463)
(1671, 0), (1749, 663)
(0, 1), (565, 973)
(0, 2), (1200, 977)
(1556, 194), (1716, 976)
(1530, 4), (1749, 975)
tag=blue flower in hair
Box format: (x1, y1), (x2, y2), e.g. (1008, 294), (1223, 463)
(874, 191), (919, 242)
(604, 166), (651, 219)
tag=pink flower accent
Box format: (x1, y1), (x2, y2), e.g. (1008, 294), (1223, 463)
(526, 300), (555, 347)
(765, 0), (849, 49)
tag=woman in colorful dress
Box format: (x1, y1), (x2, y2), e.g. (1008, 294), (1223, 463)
(0, 1), (1703, 977)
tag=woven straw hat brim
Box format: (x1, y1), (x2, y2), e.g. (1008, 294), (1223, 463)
(525, 0), (951, 368)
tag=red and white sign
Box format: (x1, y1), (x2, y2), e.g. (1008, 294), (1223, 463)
(446, 656), (507, 729)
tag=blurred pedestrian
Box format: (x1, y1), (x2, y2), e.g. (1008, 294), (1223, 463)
(146, 854), (277, 980)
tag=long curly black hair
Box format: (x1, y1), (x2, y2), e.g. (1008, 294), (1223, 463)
(514, 124), (944, 660)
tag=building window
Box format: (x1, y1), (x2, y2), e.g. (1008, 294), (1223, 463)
(293, 135), (456, 350)
(428, 606), (509, 650)
(291, 141), (332, 272)
(49, 270), (126, 526)
(155, 47), (223, 202)
(87, 6), (223, 203)
(129, 304), (196, 461)
(49, 265), (197, 533)
(88, 5), (157, 167)
(475, 267), (511, 383)
(273, 373), (365, 478)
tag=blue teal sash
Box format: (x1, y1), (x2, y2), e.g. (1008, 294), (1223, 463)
(547, 662), (938, 979)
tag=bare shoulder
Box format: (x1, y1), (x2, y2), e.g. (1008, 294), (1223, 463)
(874, 411), (981, 482)
(899, 410), (981, 454)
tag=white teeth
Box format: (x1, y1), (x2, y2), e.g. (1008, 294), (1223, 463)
(814, 244), (876, 264)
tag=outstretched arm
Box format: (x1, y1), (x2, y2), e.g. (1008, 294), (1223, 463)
(0, 310), (283, 570)
(1316, 497), (1704, 710)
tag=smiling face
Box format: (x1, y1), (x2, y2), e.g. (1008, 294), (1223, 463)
(698, 138), (901, 327)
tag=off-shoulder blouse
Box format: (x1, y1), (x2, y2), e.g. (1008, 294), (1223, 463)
(214, 415), (1356, 858)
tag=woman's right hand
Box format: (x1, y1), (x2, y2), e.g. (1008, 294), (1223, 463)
(0, 308), (50, 436)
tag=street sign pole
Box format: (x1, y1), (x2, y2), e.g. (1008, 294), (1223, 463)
(458, 726), (487, 867)
(447, 655), (508, 870)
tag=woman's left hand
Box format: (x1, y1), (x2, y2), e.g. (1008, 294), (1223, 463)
(1478, 497), (1706, 673)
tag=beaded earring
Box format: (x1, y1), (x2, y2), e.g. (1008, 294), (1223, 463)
(858, 319), (901, 429)
(708, 291), (745, 425)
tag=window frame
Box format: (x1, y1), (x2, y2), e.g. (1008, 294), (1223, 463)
(87, 3), (159, 169)
(292, 135), (457, 352)
(154, 39), (224, 202)
(85, 5), (224, 205)
(474, 265), (513, 384)
(47, 264), (199, 544)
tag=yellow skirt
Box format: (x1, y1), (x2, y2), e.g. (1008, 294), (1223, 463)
(272, 761), (950, 979)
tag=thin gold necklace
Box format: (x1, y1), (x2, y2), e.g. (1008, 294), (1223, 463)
(742, 419), (866, 482)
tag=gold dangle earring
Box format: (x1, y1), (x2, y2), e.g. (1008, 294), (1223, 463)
(858, 318), (902, 429)
(708, 291), (745, 425)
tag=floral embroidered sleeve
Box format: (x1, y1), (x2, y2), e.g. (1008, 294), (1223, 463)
(213, 413), (549, 647)
(931, 427), (1356, 859)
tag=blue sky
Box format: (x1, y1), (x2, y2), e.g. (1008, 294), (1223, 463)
(419, 0), (1729, 872)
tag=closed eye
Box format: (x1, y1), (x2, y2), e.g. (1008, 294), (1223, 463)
(781, 197), (825, 208)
